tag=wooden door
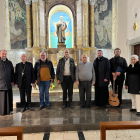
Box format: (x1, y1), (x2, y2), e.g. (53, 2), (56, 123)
(134, 44), (140, 62)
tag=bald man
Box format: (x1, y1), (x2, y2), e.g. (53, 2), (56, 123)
(15, 54), (35, 112)
(56, 49), (76, 109)
(76, 54), (95, 109)
(0, 50), (14, 115)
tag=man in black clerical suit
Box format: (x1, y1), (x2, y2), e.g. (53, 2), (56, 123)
(15, 54), (35, 112)
(110, 48), (127, 108)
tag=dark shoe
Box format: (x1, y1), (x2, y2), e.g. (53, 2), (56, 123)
(86, 105), (90, 109)
(137, 112), (140, 115)
(27, 107), (34, 111)
(8, 111), (13, 115)
(70, 104), (74, 109)
(62, 104), (67, 109)
(80, 105), (85, 109)
(46, 105), (51, 110)
(21, 107), (26, 112)
(39, 106), (44, 110)
(130, 109), (136, 112)
(117, 105), (123, 108)
(100, 105), (106, 109)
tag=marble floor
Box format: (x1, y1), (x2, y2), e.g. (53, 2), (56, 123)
(0, 87), (138, 135)
(1, 104), (140, 133)
(1, 130), (140, 140)
(13, 86), (131, 108)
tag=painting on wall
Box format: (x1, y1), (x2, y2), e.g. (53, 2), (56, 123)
(9, 0), (27, 49)
(94, 0), (112, 49)
(50, 11), (72, 48)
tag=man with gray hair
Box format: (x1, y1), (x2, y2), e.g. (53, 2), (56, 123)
(0, 50), (14, 115)
(56, 49), (76, 109)
(76, 54), (95, 109)
(34, 52), (55, 110)
(15, 54), (35, 112)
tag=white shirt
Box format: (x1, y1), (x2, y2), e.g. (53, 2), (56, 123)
(63, 58), (71, 76)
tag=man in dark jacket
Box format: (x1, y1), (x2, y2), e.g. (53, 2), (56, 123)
(110, 48), (127, 108)
(56, 49), (76, 109)
(15, 54), (35, 112)
(93, 50), (110, 108)
(0, 50), (14, 115)
(34, 52), (55, 110)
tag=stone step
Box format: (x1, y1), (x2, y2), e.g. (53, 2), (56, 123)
(31, 91), (95, 96)
(16, 99), (131, 108)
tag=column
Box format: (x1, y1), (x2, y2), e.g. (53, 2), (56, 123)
(25, 0), (32, 48)
(75, 0), (83, 48)
(0, 0), (4, 49)
(89, 0), (96, 47)
(3, 0), (11, 50)
(32, 0), (39, 48)
(39, 0), (46, 49)
(82, 0), (89, 47)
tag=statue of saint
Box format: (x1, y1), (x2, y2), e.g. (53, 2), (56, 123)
(56, 16), (67, 43)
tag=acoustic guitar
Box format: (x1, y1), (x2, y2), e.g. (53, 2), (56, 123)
(109, 77), (120, 106)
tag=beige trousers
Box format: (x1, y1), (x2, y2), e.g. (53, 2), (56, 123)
(131, 94), (140, 112)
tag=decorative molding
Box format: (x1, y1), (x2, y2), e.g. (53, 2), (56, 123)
(89, 0), (96, 5)
(32, 0), (39, 2)
(82, 0), (88, 3)
(112, 0), (118, 49)
(4, 0), (11, 50)
(24, 0), (32, 5)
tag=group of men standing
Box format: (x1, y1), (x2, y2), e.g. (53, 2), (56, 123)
(0, 48), (127, 115)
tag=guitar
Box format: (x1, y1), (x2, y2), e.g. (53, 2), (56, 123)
(109, 77), (120, 106)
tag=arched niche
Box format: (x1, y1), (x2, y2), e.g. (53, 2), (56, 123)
(48, 5), (74, 48)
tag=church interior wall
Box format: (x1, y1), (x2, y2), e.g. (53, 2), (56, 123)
(0, 0), (5, 50)
(1, 0), (140, 66)
(127, 0), (140, 41)
(7, 49), (26, 67)
(117, 0), (128, 62)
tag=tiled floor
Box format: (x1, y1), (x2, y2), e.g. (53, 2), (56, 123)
(1, 130), (140, 140)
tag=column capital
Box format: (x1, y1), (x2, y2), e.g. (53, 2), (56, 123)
(32, 0), (39, 2)
(24, 0), (32, 5)
(82, 0), (88, 3)
(89, 0), (96, 5)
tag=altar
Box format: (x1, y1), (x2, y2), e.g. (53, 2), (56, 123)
(21, 0), (98, 93)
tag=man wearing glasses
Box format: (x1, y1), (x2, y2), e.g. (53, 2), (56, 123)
(34, 52), (55, 110)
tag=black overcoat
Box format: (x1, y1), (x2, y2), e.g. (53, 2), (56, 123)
(93, 56), (110, 87)
(15, 61), (35, 88)
(125, 61), (140, 94)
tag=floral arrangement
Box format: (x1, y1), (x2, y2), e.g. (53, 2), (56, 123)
(49, 80), (56, 90)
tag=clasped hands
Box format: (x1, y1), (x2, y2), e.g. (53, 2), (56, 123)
(112, 72), (121, 78)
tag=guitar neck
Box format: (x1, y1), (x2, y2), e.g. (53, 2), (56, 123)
(113, 79), (115, 94)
